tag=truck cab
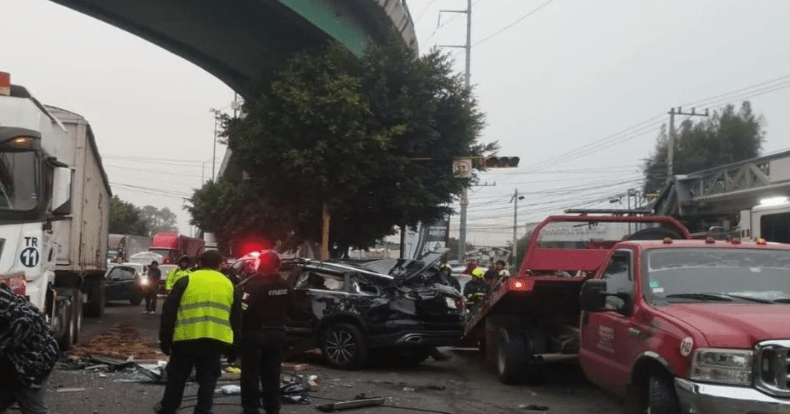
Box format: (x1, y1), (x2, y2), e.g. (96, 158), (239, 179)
(0, 72), (111, 350)
(580, 238), (790, 413)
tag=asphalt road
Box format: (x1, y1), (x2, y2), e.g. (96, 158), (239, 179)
(40, 300), (621, 414)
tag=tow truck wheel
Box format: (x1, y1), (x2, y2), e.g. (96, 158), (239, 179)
(321, 323), (367, 370)
(647, 373), (681, 414)
(70, 289), (83, 345)
(496, 327), (526, 384)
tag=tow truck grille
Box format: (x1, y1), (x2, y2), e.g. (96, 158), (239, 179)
(756, 340), (790, 398)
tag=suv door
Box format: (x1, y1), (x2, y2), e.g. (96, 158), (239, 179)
(105, 266), (136, 301)
(580, 249), (637, 396)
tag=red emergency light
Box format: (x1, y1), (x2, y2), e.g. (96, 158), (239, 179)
(509, 277), (535, 291)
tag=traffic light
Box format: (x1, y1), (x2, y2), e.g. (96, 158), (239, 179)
(485, 156), (520, 168)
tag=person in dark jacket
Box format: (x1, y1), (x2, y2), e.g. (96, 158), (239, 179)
(156, 250), (242, 414)
(463, 267), (490, 311)
(0, 283), (59, 414)
(145, 260), (162, 313)
(237, 250), (293, 414)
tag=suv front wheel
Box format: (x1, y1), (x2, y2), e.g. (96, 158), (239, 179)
(321, 323), (368, 370)
(647, 373), (681, 414)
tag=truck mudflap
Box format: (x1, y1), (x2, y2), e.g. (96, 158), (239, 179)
(0, 271), (27, 296)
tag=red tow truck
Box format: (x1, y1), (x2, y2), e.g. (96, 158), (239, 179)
(465, 211), (790, 413)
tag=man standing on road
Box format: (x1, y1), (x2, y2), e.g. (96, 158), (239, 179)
(164, 256), (191, 294)
(156, 250), (241, 414)
(237, 251), (292, 414)
(145, 261), (162, 314)
(0, 284), (59, 414)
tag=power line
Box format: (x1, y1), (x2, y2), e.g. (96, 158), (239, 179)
(473, 0), (555, 46)
(679, 74), (790, 109)
(415, 0), (438, 22)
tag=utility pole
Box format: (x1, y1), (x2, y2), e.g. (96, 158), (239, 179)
(667, 107), (709, 183)
(439, 0), (472, 262)
(209, 108), (222, 182)
(510, 189), (524, 268)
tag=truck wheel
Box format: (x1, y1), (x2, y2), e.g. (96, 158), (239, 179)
(70, 289), (83, 345)
(85, 279), (105, 318)
(321, 323), (367, 370)
(496, 327), (526, 384)
(648, 373), (681, 414)
(57, 297), (74, 351)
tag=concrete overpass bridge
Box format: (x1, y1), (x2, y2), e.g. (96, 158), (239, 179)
(49, 0), (418, 99)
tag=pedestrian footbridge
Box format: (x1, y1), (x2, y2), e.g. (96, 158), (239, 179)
(653, 149), (790, 219)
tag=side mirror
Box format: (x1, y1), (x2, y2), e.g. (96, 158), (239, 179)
(52, 166), (72, 216)
(580, 279), (608, 312)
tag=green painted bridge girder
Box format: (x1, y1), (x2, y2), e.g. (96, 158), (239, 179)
(48, 0), (418, 99)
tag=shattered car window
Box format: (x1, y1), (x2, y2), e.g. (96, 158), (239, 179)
(295, 272), (346, 292)
(352, 278), (379, 295)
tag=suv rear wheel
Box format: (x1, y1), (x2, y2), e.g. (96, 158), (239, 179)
(321, 323), (367, 370)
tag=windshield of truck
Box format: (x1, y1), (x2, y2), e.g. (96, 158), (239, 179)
(644, 248), (790, 303)
(0, 151), (39, 211)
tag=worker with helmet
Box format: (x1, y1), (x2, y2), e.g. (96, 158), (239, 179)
(463, 267), (490, 307)
(237, 250), (293, 414)
(439, 263), (461, 291)
(165, 256), (191, 293)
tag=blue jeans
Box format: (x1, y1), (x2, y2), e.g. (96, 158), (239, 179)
(0, 380), (49, 414)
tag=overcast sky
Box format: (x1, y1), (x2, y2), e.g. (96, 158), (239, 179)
(3, 0), (790, 246)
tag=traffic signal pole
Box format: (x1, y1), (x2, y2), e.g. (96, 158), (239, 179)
(458, 0), (472, 262)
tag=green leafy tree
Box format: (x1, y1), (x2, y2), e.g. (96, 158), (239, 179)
(109, 196), (148, 235)
(643, 102), (765, 194)
(191, 34), (490, 257)
(140, 205), (178, 236)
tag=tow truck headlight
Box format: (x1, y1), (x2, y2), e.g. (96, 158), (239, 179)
(690, 348), (753, 386)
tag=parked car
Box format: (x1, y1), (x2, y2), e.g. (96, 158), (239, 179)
(104, 263), (145, 305)
(230, 251), (466, 370)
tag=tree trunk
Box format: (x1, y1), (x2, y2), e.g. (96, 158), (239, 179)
(321, 203), (331, 261)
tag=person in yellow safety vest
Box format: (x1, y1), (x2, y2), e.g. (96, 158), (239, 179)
(164, 255), (191, 293)
(155, 250), (241, 414)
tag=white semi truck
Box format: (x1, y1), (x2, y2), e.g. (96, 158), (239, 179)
(0, 72), (111, 350)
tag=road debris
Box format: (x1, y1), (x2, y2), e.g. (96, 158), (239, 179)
(69, 322), (160, 360)
(519, 404), (550, 411)
(216, 384), (241, 395)
(56, 388), (86, 393)
(316, 395), (385, 412)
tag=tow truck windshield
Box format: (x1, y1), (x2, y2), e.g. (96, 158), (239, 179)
(0, 151), (39, 211)
(644, 248), (790, 303)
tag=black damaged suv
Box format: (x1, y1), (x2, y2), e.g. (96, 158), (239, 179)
(230, 252), (466, 369)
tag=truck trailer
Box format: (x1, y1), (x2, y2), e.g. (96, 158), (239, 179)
(0, 72), (111, 350)
(149, 232), (204, 265)
(108, 233), (150, 263)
